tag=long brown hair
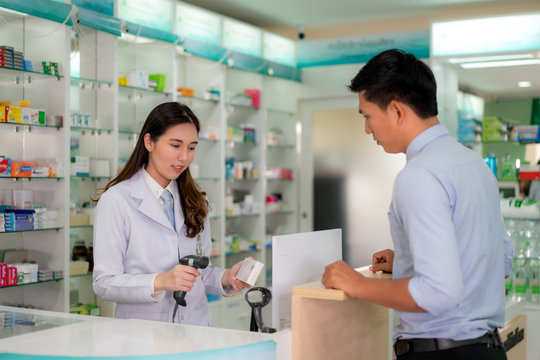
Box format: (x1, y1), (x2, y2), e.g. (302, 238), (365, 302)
(95, 102), (208, 238)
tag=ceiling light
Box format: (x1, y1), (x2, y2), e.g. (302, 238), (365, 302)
(460, 59), (540, 69)
(448, 53), (534, 64)
(518, 81), (532, 88)
(120, 32), (153, 44)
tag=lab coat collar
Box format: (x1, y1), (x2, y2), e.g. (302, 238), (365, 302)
(129, 168), (184, 232)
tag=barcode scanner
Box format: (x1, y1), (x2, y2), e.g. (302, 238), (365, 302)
(172, 255), (209, 322)
(245, 287), (276, 333)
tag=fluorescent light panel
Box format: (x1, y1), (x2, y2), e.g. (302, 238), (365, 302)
(449, 53), (534, 64)
(460, 59), (540, 69)
(120, 33), (153, 44)
(518, 81), (532, 88)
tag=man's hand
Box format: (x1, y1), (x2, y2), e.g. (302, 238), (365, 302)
(322, 260), (364, 298)
(370, 249), (394, 273)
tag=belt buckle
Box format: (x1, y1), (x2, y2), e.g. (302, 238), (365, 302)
(394, 340), (411, 357)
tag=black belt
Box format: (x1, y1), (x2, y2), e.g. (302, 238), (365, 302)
(394, 330), (503, 357)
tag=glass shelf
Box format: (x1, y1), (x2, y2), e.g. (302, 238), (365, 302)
(226, 213), (261, 219)
(70, 225), (93, 229)
(0, 227), (63, 234)
(266, 209), (296, 215)
(0, 176), (63, 181)
(267, 177), (295, 181)
(226, 140), (257, 146)
(194, 177), (220, 182)
(70, 176), (111, 181)
(267, 108), (295, 116)
(119, 84), (172, 96)
(177, 94), (219, 104)
(199, 137), (219, 143)
(70, 76), (114, 88)
(225, 103), (258, 111)
(225, 248), (260, 255)
(226, 178), (260, 184)
(118, 130), (140, 137)
(70, 272), (92, 278)
(0, 122), (62, 130)
(267, 144), (295, 149)
(0, 67), (63, 81)
(71, 126), (112, 134)
(1, 278), (64, 289)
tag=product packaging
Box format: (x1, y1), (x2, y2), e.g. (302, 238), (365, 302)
(517, 125), (540, 143)
(0, 157), (11, 176)
(482, 117), (508, 142)
(7, 266), (17, 285)
(12, 162), (32, 177)
(236, 257), (264, 286)
(0, 263), (7, 286)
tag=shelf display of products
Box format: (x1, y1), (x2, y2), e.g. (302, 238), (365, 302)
(0, 7), (300, 329)
(505, 219), (540, 305)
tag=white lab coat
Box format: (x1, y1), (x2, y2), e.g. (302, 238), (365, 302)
(93, 168), (231, 325)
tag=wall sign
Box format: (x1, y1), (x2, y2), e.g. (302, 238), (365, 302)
(223, 18), (261, 58)
(432, 13), (540, 57)
(296, 30), (429, 67)
(176, 3), (221, 46)
(117, 0), (173, 33)
(263, 32), (295, 67)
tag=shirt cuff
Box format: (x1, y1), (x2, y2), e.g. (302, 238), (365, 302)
(150, 273), (166, 302)
(221, 284), (234, 297)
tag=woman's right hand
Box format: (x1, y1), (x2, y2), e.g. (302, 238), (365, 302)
(154, 265), (201, 292)
(370, 249), (394, 273)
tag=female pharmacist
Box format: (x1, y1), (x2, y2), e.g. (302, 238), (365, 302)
(92, 102), (248, 325)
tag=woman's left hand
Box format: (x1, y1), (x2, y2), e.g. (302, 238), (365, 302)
(222, 259), (251, 291)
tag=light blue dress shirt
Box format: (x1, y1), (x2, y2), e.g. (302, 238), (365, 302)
(389, 124), (513, 341)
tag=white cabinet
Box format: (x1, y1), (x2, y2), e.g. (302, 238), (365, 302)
(0, 12), (70, 312)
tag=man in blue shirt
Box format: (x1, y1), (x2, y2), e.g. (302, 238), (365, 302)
(322, 49), (513, 360)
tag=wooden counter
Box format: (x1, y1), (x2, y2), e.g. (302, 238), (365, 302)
(292, 269), (391, 360)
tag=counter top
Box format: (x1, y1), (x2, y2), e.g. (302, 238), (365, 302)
(0, 306), (276, 358)
(292, 266), (392, 301)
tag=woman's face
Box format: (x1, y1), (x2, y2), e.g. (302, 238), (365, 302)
(144, 122), (198, 188)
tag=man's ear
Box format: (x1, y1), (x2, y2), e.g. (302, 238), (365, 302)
(388, 100), (406, 126)
(143, 133), (153, 152)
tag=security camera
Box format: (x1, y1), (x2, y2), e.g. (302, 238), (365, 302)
(297, 26), (305, 40)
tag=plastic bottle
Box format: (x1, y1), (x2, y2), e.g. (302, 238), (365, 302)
(504, 220), (517, 298)
(484, 151), (497, 179)
(512, 241), (528, 303)
(529, 252), (540, 304)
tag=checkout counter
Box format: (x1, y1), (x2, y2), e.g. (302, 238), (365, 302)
(0, 267), (531, 360)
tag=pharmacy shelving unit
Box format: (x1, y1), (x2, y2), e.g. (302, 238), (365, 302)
(0, 12), (71, 312)
(0, 9), (301, 330)
(68, 24), (118, 308)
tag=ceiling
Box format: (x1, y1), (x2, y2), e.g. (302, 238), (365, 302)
(182, 0), (540, 100)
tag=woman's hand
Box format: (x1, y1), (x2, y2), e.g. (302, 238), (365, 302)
(154, 265), (201, 292)
(222, 259), (251, 291)
(370, 249), (394, 273)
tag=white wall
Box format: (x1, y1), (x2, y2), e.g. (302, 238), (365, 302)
(295, 63), (406, 266)
(312, 108), (404, 267)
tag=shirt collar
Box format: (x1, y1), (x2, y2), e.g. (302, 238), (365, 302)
(406, 123), (449, 162)
(142, 166), (175, 200)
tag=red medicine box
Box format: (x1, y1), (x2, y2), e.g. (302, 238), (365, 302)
(8, 266), (17, 285)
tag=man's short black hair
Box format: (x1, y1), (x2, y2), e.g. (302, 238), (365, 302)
(348, 49), (438, 119)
